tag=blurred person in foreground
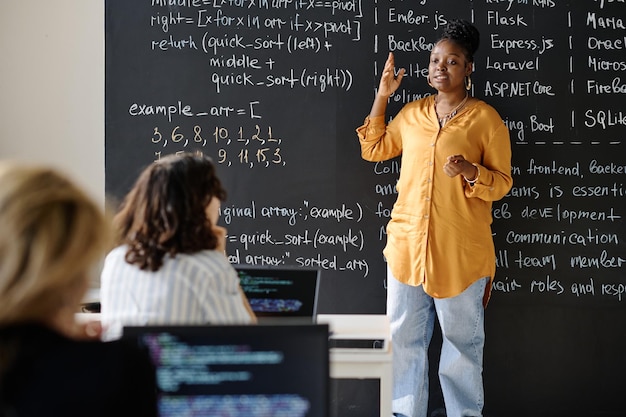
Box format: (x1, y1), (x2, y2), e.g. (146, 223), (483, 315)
(0, 161), (157, 417)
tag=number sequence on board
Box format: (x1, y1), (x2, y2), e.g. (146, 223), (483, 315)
(151, 124), (285, 168)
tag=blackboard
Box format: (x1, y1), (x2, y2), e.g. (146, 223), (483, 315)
(105, 1), (626, 415)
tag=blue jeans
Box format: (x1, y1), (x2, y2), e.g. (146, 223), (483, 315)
(387, 270), (488, 417)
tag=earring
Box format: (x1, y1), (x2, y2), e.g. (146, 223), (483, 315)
(427, 75), (433, 88)
(465, 75), (472, 91)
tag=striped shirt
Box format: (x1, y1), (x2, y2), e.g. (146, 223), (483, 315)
(100, 246), (253, 340)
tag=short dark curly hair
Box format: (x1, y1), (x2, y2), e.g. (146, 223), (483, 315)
(113, 152), (227, 271)
(439, 19), (480, 62)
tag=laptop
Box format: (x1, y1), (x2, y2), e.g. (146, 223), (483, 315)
(122, 324), (330, 417)
(234, 264), (321, 324)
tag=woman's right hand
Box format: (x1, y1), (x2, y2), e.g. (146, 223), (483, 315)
(377, 52), (405, 98)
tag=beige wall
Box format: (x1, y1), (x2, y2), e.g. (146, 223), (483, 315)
(0, 1), (104, 204)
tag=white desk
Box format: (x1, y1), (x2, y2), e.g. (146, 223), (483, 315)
(317, 314), (392, 417)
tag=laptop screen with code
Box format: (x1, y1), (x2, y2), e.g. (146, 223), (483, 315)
(122, 324), (330, 417)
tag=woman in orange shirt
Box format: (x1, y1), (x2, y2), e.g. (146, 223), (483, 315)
(356, 20), (513, 417)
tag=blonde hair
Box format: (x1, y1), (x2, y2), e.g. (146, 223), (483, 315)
(0, 162), (111, 326)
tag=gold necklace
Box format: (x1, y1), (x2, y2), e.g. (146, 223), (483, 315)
(435, 92), (469, 126)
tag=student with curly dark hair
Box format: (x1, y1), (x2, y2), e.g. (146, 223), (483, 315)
(100, 152), (255, 341)
(356, 20), (513, 417)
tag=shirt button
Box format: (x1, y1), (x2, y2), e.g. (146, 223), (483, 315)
(424, 214), (429, 219)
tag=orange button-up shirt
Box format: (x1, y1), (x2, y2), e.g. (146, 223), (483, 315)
(356, 96), (513, 305)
